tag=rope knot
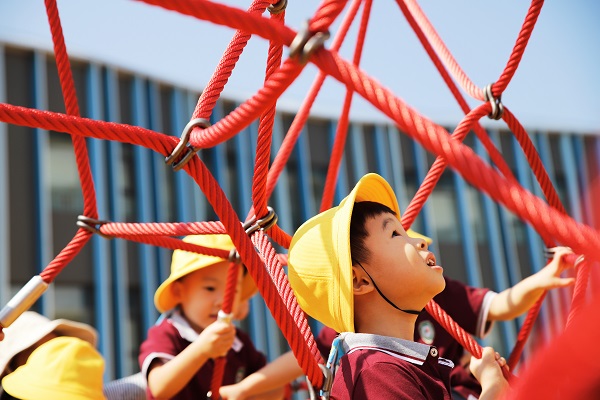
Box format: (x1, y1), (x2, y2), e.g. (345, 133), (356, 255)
(483, 83), (504, 120)
(289, 20), (330, 64)
(165, 118), (211, 171)
(243, 206), (278, 235)
(77, 215), (112, 239)
(268, 0), (287, 14)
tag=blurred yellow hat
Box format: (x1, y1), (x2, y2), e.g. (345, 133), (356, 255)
(155, 234), (258, 313)
(287, 173), (428, 333)
(0, 311), (97, 379)
(2, 336), (105, 400)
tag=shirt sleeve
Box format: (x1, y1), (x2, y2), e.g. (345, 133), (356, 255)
(138, 322), (179, 378)
(353, 363), (429, 400)
(441, 276), (497, 338)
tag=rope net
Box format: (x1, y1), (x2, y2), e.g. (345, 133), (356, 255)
(1, 0), (599, 397)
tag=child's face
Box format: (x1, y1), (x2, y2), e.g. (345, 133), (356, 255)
(174, 261), (243, 333)
(361, 212), (445, 308)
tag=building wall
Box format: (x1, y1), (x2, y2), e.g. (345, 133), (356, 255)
(1, 45), (599, 380)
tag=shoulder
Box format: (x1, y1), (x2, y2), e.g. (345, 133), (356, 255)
(139, 318), (184, 357)
(333, 350), (425, 399)
(145, 318), (179, 342)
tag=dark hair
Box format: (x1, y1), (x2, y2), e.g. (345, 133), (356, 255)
(349, 201), (396, 265)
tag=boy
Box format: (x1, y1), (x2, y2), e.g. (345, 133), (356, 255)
(315, 242), (573, 399)
(287, 173), (508, 399)
(139, 234), (278, 400)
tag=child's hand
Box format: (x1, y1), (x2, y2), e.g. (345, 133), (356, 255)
(470, 347), (509, 399)
(219, 382), (247, 400)
(196, 320), (236, 359)
(535, 246), (577, 290)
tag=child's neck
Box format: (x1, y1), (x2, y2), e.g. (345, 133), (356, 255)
(355, 305), (418, 340)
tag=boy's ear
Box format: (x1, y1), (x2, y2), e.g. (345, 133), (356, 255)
(170, 280), (183, 303)
(352, 264), (374, 296)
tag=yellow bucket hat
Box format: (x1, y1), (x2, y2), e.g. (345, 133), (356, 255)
(287, 173), (429, 333)
(0, 311), (97, 379)
(2, 336), (105, 400)
(154, 234), (258, 313)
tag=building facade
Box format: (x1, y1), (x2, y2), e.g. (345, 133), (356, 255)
(1, 44), (599, 382)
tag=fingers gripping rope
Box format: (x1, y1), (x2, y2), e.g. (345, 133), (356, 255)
(289, 20), (330, 64)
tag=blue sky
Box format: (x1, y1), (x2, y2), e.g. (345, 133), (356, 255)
(1, 0), (598, 132)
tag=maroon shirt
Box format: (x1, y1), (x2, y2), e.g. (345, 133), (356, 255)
(139, 311), (266, 400)
(331, 333), (453, 400)
(318, 276), (495, 399)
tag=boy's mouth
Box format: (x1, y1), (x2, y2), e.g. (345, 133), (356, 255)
(426, 253), (437, 267)
(425, 252), (444, 272)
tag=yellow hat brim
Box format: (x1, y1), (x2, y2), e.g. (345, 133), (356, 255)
(155, 234), (257, 313)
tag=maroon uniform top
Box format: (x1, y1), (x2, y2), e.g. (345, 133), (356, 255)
(318, 276), (496, 399)
(139, 309), (266, 400)
(331, 333), (453, 400)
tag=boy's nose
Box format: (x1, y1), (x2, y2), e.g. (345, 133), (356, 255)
(413, 237), (428, 250)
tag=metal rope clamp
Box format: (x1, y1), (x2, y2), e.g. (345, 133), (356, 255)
(306, 363), (333, 400)
(77, 215), (112, 239)
(165, 118), (211, 171)
(289, 20), (330, 65)
(483, 83), (504, 120)
(242, 206), (278, 236)
(268, 0), (287, 14)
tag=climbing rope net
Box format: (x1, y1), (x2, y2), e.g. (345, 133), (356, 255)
(1, 0), (599, 397)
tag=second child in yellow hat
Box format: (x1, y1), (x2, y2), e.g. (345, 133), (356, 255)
(139, 234), (281, 400)
(2, 336), (105, 400)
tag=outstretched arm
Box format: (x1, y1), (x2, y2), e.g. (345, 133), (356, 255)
(488, 247), (576, 321)
(219, 351), (303, 400)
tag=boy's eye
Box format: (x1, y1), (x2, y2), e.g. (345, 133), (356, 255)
(204, 286), (216, 292)
(392, 230), (401, 238)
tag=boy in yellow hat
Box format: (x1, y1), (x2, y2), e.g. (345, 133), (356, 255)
(2, 336), (105, 400)
(139, 234), (280, 400)
(286, 173), (509, 399)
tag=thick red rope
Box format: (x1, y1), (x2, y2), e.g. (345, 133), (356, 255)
(320, 0), (372, 212)
(209, 260), (240, 400)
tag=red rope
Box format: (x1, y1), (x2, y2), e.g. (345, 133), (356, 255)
(39, 0), (97, 283)
(320, 0), (372, 212)
(426, 300), (513, 381)
(265, 0), (365, 212)
(250, 10), (285, 223)
(182, 156), (324, 386)
(252, 232), (324, 382)
(191, 0), (271, 120)
(209, 260), (240, 399)
(565, 258), (591, 329)
(398, 0), (544, 100)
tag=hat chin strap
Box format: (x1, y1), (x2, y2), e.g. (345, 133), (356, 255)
(356, 261), (422, 316)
